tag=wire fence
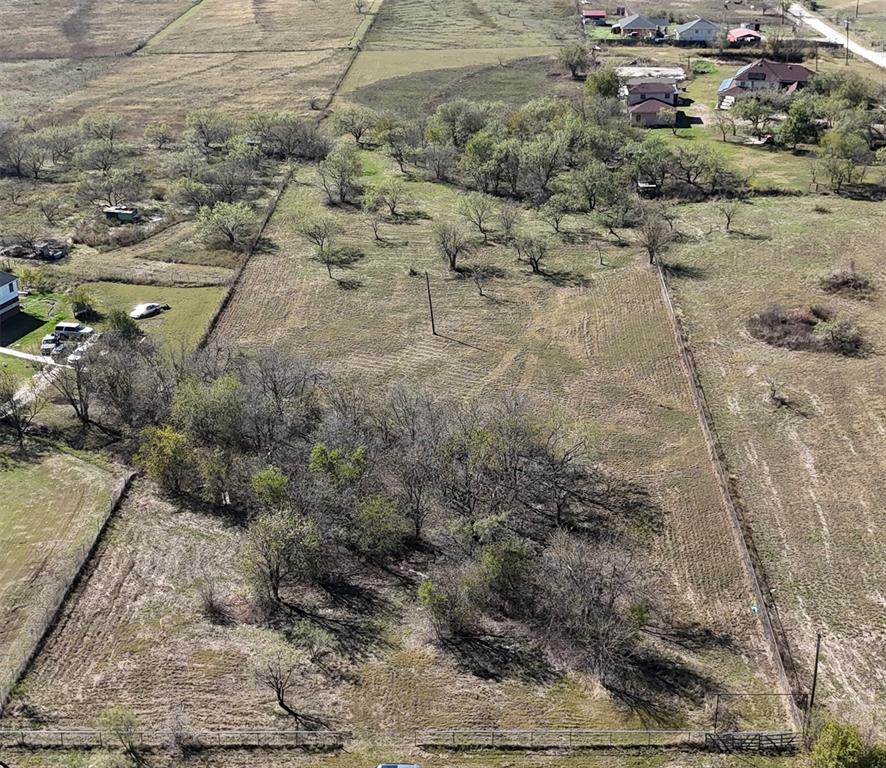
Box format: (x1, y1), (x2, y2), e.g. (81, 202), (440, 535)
(0, 470), (135, 714)
(0, 728), (348, 749)
(414, 728), (800, 752)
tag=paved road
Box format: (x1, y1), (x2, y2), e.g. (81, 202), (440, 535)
(789, 3), (886, 69)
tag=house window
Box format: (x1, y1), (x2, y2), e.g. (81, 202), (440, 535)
(8, 283), (13, 294)
(748, 72), (765, 81)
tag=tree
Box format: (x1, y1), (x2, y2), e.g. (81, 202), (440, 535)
(498, 201), (522, 243)
(197, 202), (257, 250)
(144, 122), (173, 149)
(186, 108), (235, 150)
(659, 107), (678, 135)
(41, 125), (80, 165)
(318, 141), (363, 204)
(354, 495), (411, 561)
(584, 66), (621, 99)
(252, 465), (289, 509)
(521, 134), (565, 198)
(77, 167), (143, 207)
(80, 114), (124, 147)
(539, 194), (570, 234)
(713, 109), (737, 142)
(471, 264), (495, 297)
(435, 221), (471, 271)
(136, 426), (192, 492)
(50, 359), (94, 426)
(811, 720), (866, 768)
(75, 140), (120, 173)
(105, 308), (144, 341)
(733, 94), (778, 137)
(779, 96), (822, 149)
(637, 206), (674, 264)
(514, 234), (550, 274)
(297, 212), (341, 267)
(367, 176), (411, 217)
(717, 200), (740, 232)
(97, 705), (141, 760)
(70, 285), (96, 320)
(37, 194), (64, 225)
(458, 192), (496, 244)
(332, 106), (377, 147)
(0, 371), (45, 448)
(559, 42), (589, 79)
(820, 129), (872, 190)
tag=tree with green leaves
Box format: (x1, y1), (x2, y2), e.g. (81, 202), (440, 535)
(558, 42), (590, 79)
(332, 106), (377, 147)
(318, 140), (363, 204)
(144, 121), (173, 149)
(435, 221), (472, 271)
(136, 426), (192, 492)
(186, 108), (235, 150)
(197, 201), (257, 250)
(458, 192), (496, 244)
(584, 66), (621, 99)
(514, 233), (550, 274)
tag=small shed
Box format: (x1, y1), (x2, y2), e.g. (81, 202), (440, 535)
(582, 9), (608, 25)
(103, 205), (139, 223)
(728, 27), (764, 44)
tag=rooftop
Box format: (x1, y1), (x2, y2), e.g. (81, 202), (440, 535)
(0, 271), (17, 287)
(674, 17), (720, 33)
(735, 58), (813, 82)
(627, 80), (678, 93)
(629, 97), (674, 113)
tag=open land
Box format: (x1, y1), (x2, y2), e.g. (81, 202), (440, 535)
(665, 196), (886, 728)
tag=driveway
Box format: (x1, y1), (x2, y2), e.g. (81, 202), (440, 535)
(789, 3), (886, 69)
(0, 346), (54, 365)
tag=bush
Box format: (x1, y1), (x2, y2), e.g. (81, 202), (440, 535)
(690, 58), (717, 75)
(748, 304), (866, 356)
(354, 495), (411, 561)
(821, 263), (875, 298)
(811, 719), (874, 768)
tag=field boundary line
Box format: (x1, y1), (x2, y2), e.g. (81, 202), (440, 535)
(0, 469), (136, 714)
(198, 165), (294, 348)
(654, 262), (805, 730)
(131, 0), (207, 55)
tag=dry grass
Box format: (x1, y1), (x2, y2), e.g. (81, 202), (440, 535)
(145, 0), (366, 54)
(666, 195), (886, 726)
(364, 0), (578, 50)
(0, 447), (119, 695)
(46, 49), (352, 127)
(0, 0), (195, 60)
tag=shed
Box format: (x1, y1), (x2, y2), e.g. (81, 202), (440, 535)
(103, 205), (139, 223)
(582, 9), (607, 24)
(727, 27), (764, 44)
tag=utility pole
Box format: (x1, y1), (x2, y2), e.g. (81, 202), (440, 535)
(856, 0), (860, 18)
(845, 18), (850, 64)
(808, 633), (821, 717)
(425, 271), (437, 336)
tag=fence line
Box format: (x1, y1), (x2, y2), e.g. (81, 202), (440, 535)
(655, 262), (805, 729)
(0, 728), (348, 750)
(414, 728), (799, 752)
(0, 470), (136, 714)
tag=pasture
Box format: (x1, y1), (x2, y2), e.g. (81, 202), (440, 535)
(665, 195), (886, 726)
(0, 446), (120, 703)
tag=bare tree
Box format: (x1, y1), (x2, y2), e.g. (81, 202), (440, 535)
(458, 192), (496, 245)
(255, 654), (309, 720)
(637, 207), (674, 265)
(0, 370), (46, 447)
(498, 201), (522, 243)
(296, 213), (341, 270)
(49, 360), (94, 425)
(717, 200), (740, 232)
(471, 264), (495, 297)
(435, 221), (471, 271)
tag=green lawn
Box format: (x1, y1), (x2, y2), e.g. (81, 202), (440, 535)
(86, 282), (226, 351)
(0, 446), (120, 698)
(1, 293), (69, 354)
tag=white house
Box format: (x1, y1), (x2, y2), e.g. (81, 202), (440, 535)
(0, 271), (21, 323)
(673, 17), (721, 43)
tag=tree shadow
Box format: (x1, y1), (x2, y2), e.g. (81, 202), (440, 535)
(838, 183), (886, 202)
(336, 277), (363, 290)
(643, 620), (737, 654)
(662, 261), (707, 280)
(728, 229), (770, 241)
(441, 633), (559, 684)
(540, 269), (590, 288)
(392, 208), (432, 223)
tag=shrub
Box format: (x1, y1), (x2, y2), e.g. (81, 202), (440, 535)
(354, 495), (411, 560)
(690, 58), (717, 75)
(812, 720), (866, 768)
(821, 263), (875, 298)
(748, 304), (866, 356)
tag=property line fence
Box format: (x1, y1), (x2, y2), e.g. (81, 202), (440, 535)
(0, 470), (136, 714)
(0, 729), (348, 750)
(655, 263), (806, 729)
(414, 729), (800, 753)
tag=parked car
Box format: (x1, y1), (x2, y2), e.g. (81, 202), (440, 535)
(40, 334), (59, 354)
(129, 302), (168, 319)
(54, 321), (94, 339)
(67, 343), (90, 364)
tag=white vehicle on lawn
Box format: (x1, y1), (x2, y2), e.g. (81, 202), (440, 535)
(54, 321), (94, 339)
(129, 302), (166, 319)
(40, 334), (60, 355)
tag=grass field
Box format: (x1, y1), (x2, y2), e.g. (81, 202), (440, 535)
(145, 0), (366, 54)
(364, 0), (578, 50)
(0, 0), (194, 60)
(0, 446), (120, 699)
(665, 195), (886, 726)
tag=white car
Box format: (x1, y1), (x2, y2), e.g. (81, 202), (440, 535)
(129, 302), (165, 319)
(40, 334), (60, 355)
(67, 343), (90, 364)
(54, 321), (94, 339)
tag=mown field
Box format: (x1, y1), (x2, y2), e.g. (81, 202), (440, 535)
(666, 196), (886, 726)
(0, 446), (121, 700)
(0, 0), (194, 60)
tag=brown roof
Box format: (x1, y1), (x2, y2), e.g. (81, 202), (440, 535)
(629, 98), (674, 114)
(627, 81), (677, 93)
(735, 58), (813, 83)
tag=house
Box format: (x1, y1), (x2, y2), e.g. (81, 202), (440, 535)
(623, 79), (678, 107)
(611, 13), (665, 37)
(717, 59), (814, 107)
(727, 27), (764, 45)
(673, 17), (721, 43)
(628, 98), (678, 127)
(581, 9), (607, 25)
(103, 205), (139, 223)
(733, 58), (814, 90)
(0, 271), (21, 322)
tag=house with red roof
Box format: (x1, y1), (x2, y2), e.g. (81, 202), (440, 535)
(581, 9), (607, 25)
(727, 27), (764, 45)
(622, 79), (680, 126)
(717, 58), (814, 108)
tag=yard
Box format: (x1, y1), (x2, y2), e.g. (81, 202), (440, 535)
(665, 195), (886, 727)
(0, 445), (122, 704)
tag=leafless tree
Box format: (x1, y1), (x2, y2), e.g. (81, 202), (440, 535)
(458, 192), (496, 244)
(637, 207), (674, 265)
(717, 200), (740, 232)
(498, 201), (522, 243)
(255, 654), (306, 719)
(0, 370), (46, 447)
(49, 360), (94, 426)
(435, 221), (471, 271)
